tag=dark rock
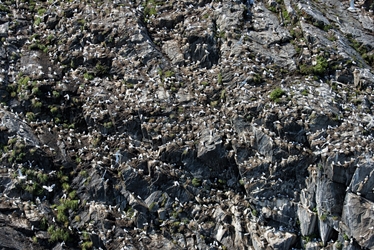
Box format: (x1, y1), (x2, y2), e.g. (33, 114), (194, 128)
(0, 226), (34, 249)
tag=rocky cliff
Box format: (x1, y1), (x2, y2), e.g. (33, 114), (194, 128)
(0, 0), (374, 249)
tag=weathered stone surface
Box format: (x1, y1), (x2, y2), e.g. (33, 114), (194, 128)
(0, 0), (373, 249)
(316, 176), (346, 215)
(0, 226), (35, 250)
(264, 229), (297, 250)
(298, 204), (318, 236)
(341, 193), (374, 249)
(348, 162), (374, 202)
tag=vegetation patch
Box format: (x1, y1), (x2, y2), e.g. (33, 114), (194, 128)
(270, 87), (286, 102)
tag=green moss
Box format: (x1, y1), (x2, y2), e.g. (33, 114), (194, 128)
(192, 177), (201, 187)
(216, 30), (225, 39)
(103, 121), (113, 129)
(74, 215), (81, 222)
(84, 72), (94, 80)
(37, 173), (48, 183)
(48, 225), (70, 242)
(319, 213), (327, 221)
(81, 241), (93, 250)
(301, 89), (309, 96)
(335, 241), (342, 250)
(164, 70), (174, 78)
(220, 89), (226, 100)
(37, 8), (46, 15)
(267, 5), (277, 12)
(210, 100), (218, 107)
(18, 76), (30, 85)
(75, 157), (82, 164)
(143, 0), (158, 20)
(79, 170), (88, 178)
(253, 73), (263, 84)
(40, 217), (48, 230)
(252, 209), (258, 217)
(50, 106), (59, 114)
(217, 72), (223, 84)
(127, 207), (135, 218)
(149, 202), (156, 211)
(69, 190), (77, 199)
(282, 9), (290, 22)
(31, 99), (42, 109)
(26, 112), (36, 122)
(94, 62), (109, 76)
(34, 16), (41, 26)
(343, 233), (349, 241)
(62, 182), (70, 191)
(65, 199), (79, 210)
(270, 87), (286, 101)
(0, 4), (10, 12)
(313, 55), (328, 76)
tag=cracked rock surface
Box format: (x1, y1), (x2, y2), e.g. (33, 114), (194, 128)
(0, 0), (374, 249)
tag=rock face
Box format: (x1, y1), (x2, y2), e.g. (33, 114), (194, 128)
(0, 0), (373, 249)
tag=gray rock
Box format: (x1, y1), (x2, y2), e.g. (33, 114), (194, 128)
(263, 228), (297, 250)
(316, 176), (346, 215)
(0, 22), (8, 37)
(20, 51), (61, 80)
(348, 162), (374, 202)
(0, 108), (40, 147)
(318, 218), (334, 244)
(341, 192), (374, 249)
(297, 0), (331, 27)
(0, 226), (34, 250)
(298, 204), (317, 236)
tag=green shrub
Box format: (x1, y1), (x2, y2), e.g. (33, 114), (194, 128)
(164, 70), (174, 78)
(52, 90), (60, 98)
(69, 190), (77, 199)
(62, 182), (70, 191)
(81, 241), (93, 250)
(48, 225), (70, 242)
(0, 4), (10, 12)
(19, 76), (30, 85)
(252, 209), (258, 217)
(37, 173), (48, 183)
(31, 99), (42, 109)
(94, 62), (109, 76)
(34, 17), (41, 26)
(37, 8), (46, 15)
(40, 217), (48, 230)
(270, 87), (286, 101)
(79, 170), (88, 178)
(26, 112), (36, 122)
(301, 89), (309, 96)
(103, 122), (113, 129)
(50, 106), (59, 114)
(313, 55), (328, 76)
(217, 73), (223, 84)
(83, 72), (94, 80)
(335, 241), (342, 250)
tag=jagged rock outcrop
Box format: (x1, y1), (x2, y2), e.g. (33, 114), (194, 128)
(0, 0), (373, 249)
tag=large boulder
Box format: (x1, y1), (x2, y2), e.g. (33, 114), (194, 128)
(341, 192), (374, 249)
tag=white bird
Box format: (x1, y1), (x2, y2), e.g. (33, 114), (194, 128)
(42, 184), (55, 192)
(17, 169), (27, 180)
